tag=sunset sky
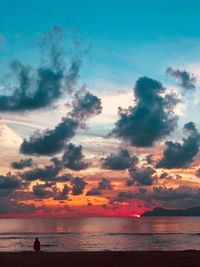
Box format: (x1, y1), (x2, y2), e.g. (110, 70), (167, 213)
(1, 0), (200, 217)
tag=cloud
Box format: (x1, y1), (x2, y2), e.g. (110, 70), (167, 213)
(98, 178), (112, 190)
(111, 77), (179, 147)
(0, 175), (21, 190)
(11, 158), (33, 169)
(0, 197), (36, 214)
(54, 173), (72, 182)
(86, 178), (112, 196)
(101, 148), (138, 170)
(65, 61), (81, 94)
(71, 177), (87, 195)
(139, 185), (200, 208)
(62, 143), (89, 170)
(112, 185), (200, 208)
(0, 174), (21, 196)
(20, 117), (79, 156)
(166, 67), (196, 91)
(69, 88), (102, 122)
(111, 191), (139, 203)
(86, 187), (101, 196)
(32, 183), (53, 198)
(196, 169), (200, 178)
(0, 27), (81, 112)
(157, 122), (200, 169)
(128, 166), (156, 186)
(151, 185), (196, 201)
(19, 88), (102, 157)
(33, 182), (70, 200)
(21, 142), (88, 181)
(145, 154), (155, 165)
(159, 172), (171, 179)
(53, 185), (70, 200)
(22, 162), (61, 181)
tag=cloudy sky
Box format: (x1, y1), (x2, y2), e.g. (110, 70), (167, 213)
(1, 0), (200, 217)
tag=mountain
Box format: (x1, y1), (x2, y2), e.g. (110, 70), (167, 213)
(142, 206), (200, 216)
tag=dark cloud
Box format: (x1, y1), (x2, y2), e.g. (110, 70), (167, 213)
(166, 67), (196, 91)
(0, 175), (21, 190)
(69, 88), (102, 122)
(62, 143), (89, 170)
(86, 178), (112, 196)
(159, 172), (170, 179)
(111, 77), (179, 147)
(98, 178), (112, 190)
(0, 27), (81, 112)
(145, 154), (155, 165)
(126, 179), (135, 186)
(101, 149), (138, 170)
(184, 121), (197, 131)
(20, 89), (102, 157)
(71, 177), (87, 195)
(196, 169), (200, 178)
(157, 122), (200, 169)
(55, 173), (72, 182)
(141, 185), (200, 208)
(151, 185), (196, 201)
(20, 117), (79, 156)
(86, 187), (101, 196)
(0, 174), (21, 196)
(53, 185), (69, 200)
(138, 188), (147, 194)
(22, 162), (61, 181)
(128, 166), (156, 186)
(11, 158), (33, 169)
(112, 186), (200, 208)
(65, 61), (81, 94)
(32, 180), (69, 200)
(50, 157), (63, 168)
(111, 191), (139, 203)
(21, 143), (88, 181)
(0, 197), (36, 214)
(32, 183), (53, 198)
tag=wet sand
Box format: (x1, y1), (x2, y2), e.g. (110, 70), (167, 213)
(0, 251), (200, 267)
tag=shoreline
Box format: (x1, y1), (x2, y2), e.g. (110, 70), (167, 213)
(1, 251), (200, 267)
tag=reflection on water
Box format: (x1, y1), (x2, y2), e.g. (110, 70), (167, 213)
(0, 217), (200, 251)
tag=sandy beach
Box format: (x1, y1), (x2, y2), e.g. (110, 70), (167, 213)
(1, 251), (200, 267)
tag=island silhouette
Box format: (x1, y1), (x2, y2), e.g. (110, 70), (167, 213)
(142, 206), (200, 216)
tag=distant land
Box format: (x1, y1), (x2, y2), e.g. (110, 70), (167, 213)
(142, 207), (200, 216)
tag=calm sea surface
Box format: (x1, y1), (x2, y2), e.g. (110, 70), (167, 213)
(1, 217), (200, 251)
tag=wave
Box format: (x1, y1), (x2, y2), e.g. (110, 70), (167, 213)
(41, 244), (57, 247)
(0, 232), (78, 236)
(1, 232), (200, 240)
(106, 232), (196, 236)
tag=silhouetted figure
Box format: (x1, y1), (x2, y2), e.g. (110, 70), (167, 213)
(33, 238), (40, 252)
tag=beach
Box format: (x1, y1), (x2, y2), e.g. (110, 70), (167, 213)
(1, 251), (200, 267)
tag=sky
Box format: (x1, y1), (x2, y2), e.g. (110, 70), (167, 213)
(1, 0), (200, 217)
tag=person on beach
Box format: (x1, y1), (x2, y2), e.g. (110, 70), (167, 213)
(33, 238), (41, 252)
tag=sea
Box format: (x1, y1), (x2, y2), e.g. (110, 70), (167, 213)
(1, 217), (200, 251)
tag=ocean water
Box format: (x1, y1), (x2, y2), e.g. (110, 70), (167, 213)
(1, 217), (200, 251)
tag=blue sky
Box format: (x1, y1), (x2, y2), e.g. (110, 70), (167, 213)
(1, 0), (200, 87)
(1, 0), (200, 41)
